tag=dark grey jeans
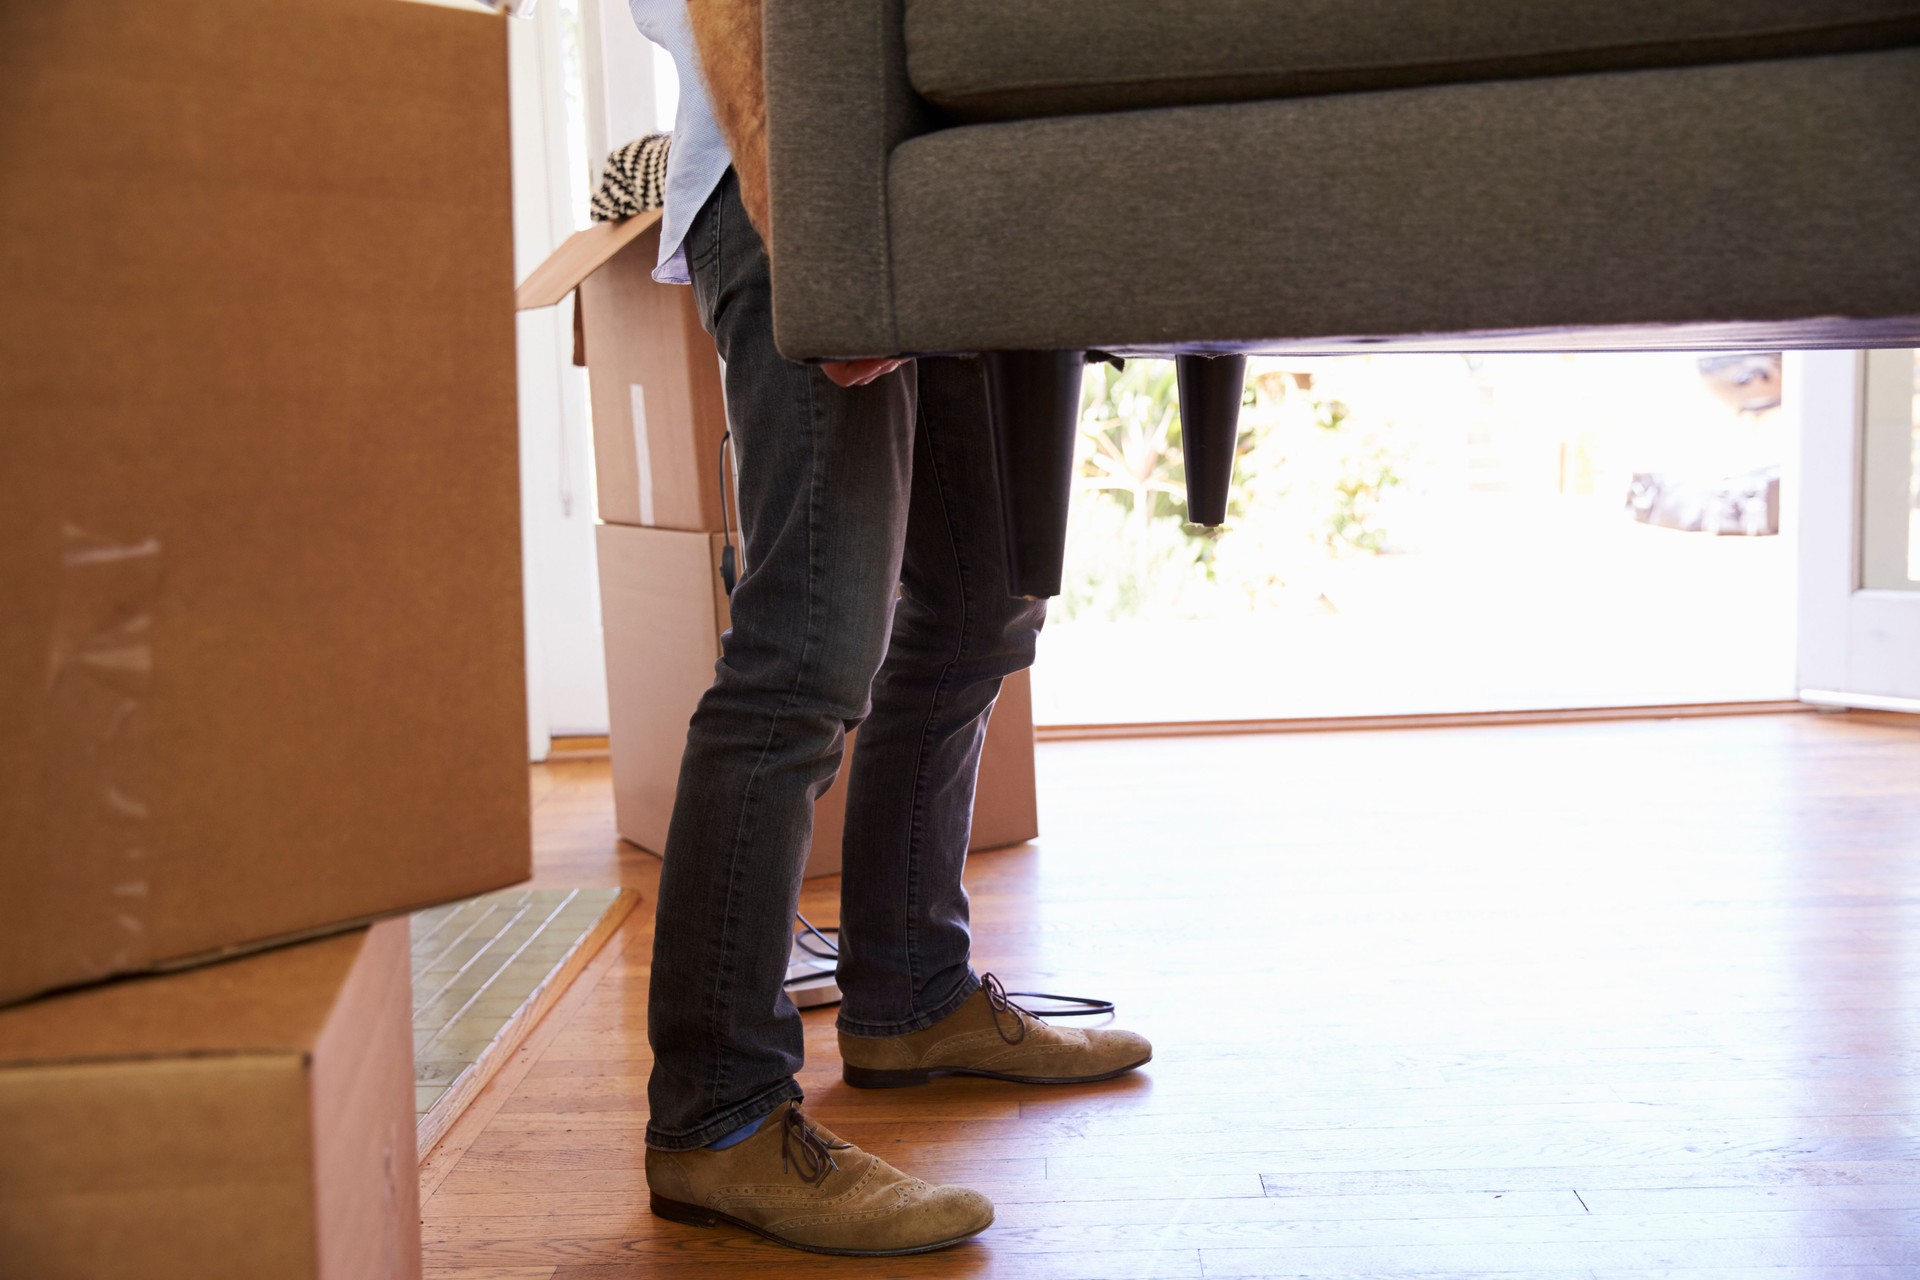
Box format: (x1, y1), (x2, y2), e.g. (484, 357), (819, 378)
(644, 171), (1047, 1150)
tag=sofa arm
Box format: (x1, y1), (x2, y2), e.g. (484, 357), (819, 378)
(765, 0), (928, 361)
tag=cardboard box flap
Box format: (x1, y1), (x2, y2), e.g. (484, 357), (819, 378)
(516, 211), (662, 310)
(0, 930), (373, 1066)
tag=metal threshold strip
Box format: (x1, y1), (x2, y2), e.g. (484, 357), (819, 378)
(1035, 700), (1815, 742)
(1799, 689), (1920, 715)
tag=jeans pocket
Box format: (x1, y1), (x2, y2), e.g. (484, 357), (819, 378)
(688, 198), (718, 271)
(690, 220), (724, 334)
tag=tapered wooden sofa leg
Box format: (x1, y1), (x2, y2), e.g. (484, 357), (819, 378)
(982, 349), (1086, 599)
(1176, 353), (1247, 527)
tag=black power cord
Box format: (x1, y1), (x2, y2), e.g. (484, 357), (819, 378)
(789, 912), (1114, 1018)
(792, 912), (839, 963)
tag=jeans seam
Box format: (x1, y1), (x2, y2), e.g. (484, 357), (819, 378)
(696, 212), (818, 1124)
(899, 391), (977, 1021)
(696, 186), (743, 1116)
(700, 183), (724, 329)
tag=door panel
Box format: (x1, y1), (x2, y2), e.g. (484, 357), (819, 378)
(1794, 350), (1920, 710)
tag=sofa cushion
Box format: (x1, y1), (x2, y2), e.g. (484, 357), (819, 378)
(905, 0), (1920, 120)
(885, 49), (1920, 355)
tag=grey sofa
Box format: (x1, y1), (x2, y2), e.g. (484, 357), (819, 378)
(763, 1), (1920, 593)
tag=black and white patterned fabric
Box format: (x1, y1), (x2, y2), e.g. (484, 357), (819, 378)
(590, 132), (672, 222)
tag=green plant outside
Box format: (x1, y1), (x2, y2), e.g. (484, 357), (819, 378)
(1058, 358), (1411, 623)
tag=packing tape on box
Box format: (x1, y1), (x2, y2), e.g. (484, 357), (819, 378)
(630, 383), (657, 525)
(43, 526), (163, 973)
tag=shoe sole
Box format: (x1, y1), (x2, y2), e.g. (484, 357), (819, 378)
(842, 1051), (1153, 1090)
(649, 1193), (993, 1256)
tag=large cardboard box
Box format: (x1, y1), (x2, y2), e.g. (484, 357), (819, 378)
(0, 920), (420, 1280)
(597, 523), (1039, 876)
(0, 0), (532, 1005)
(516, 211), (733, 530)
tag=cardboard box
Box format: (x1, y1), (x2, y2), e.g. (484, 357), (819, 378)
(0, 0), (531, 1005)
(516, 212), (733, 530)
(0, 920), (420, 1280)
(597, 523), (1039, 876)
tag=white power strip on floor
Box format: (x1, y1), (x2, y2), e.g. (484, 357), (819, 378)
(786, 937), (841, 1009)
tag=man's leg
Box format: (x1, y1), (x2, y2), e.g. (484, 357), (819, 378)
(644, 171), (915, 1150)
(834, 356), (1048, 1035)
(831, 357), (1154, 1089)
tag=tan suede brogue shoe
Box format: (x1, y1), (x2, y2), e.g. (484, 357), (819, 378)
(646, 1102), (993, 1256)
(840, 973), (1153, 1088)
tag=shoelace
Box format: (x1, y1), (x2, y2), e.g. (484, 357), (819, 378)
(981, 972), (1033, 1045)
(779, 1105), (850, 1186)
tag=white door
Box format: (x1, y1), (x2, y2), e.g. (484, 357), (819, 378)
(1793, 349), (1920, 711)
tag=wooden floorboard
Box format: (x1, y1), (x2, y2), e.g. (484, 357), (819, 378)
(421, 710), (1920, 1277)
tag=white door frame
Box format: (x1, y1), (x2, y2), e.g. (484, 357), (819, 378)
(509, 1), (672, 759)
(1793, 349), (1920, 712)
(510, 3), (600, 759)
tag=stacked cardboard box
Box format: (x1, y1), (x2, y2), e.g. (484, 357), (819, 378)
(2, 0), (530, 1005)
(595, 524), (1041, 868)
(1, 1), (529, 1272)
(0, 922), (420, 1280)
(519, 217), (1039, 876)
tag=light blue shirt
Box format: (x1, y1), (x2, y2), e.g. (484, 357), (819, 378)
(628, 0), (733, 285)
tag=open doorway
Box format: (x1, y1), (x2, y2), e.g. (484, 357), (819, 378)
(1036, 352), (1798, 727)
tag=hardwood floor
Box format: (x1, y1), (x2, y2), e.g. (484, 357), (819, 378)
(420, 711), (1920, 1278)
